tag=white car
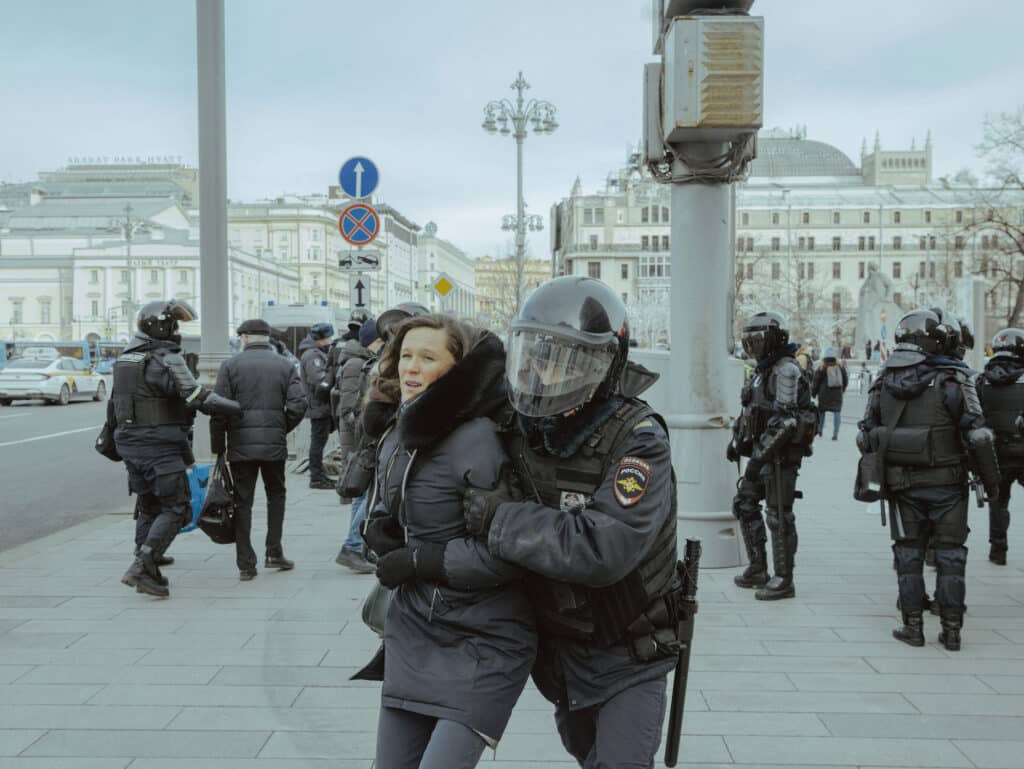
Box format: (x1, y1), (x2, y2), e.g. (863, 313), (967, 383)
(0, 356), (106, 406)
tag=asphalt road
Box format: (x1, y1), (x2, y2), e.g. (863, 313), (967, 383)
(0, 386), (132, 552)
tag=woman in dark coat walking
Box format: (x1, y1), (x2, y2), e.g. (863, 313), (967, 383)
(362, 315), (536, 769)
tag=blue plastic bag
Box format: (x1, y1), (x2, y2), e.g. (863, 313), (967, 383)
(182, 463), (211, 533)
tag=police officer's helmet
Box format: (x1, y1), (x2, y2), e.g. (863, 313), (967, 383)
(992, 328), (1024, 361)
(895, 309), (946, 354)
(348, 309), (373, 331)
(740, 311), (789, 360)
(928, 307), (962, 357)
(377, 302), (430, 343)
(137, 299), (196, 341)
(309, 322), (334, 341)
(506, 276), (629, 418)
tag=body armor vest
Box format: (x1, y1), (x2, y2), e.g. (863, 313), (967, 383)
(879, 373), (964, 488)
(504, 399), (678, 647)
(979, 377), (1024, 442)
(112, 351), (188, 428)
(736, 373), (773, 456)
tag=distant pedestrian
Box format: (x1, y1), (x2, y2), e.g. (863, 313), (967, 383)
(299, 322), (335, 489)
(210, 319), (307, 581)
(864, 339), (872, 360)
(811, 348), (848, 440)
(858, 363), (870, 394)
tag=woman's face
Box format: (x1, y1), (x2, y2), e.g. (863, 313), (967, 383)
(399, 327), (456, 403)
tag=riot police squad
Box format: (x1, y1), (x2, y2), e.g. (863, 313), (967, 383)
(728, 311), (817, 600)
(106, 300), (241, 597)
(857, 309), (1000, 650)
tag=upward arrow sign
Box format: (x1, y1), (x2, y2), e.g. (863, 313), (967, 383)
(354, 279), (366, 307)
(354, 161), (364, 199)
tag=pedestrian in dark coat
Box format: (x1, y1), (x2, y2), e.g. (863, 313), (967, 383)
(360, 315), (536, 769)
(211, 319), (307, 579)
(811, 347), (849, 440)
(299, 323), (334, 489)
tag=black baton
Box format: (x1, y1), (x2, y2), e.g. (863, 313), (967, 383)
(664, 538), (701, 767)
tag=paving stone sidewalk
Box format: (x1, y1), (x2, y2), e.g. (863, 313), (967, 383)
(2, 400), (1023, 768)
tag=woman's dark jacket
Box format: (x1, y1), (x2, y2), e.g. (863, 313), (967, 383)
(811, 358), (848, 411)
(370, 332), (536, 744)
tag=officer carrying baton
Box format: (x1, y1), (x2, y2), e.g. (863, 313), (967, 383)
(664, 538), (701, 768)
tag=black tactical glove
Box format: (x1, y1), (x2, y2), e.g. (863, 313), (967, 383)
(315, 380), (332, 404)
(363, 514), (405, 557)
(726, 440), (740, 463)
(196, 390), (243, 418)
(375, 543), (446, 588)
(463, 466), (522, 539)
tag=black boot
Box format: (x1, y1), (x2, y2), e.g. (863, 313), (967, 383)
(265, 550), (294, 570)
(938, 610), (962, 651)
(135, 545), (174, 568)
(756, 523), (795, 601)
(121, 545), (169, 597)
(989, 542), (1007, 566)
(734, 518), (769, 588)
(892, 610), (925, 647)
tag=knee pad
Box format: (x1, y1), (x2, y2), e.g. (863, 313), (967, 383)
(892, 544), (925, 575)
(934, 546), (968, 576)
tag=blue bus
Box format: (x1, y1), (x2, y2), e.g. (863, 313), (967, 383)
(9, 340), (94, 367)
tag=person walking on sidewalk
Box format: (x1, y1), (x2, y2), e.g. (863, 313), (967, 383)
(110, 299), (241, 597)
(299, 322), (335, 489)
(811, 348), (848, 441)
(211, 319), (307, 581)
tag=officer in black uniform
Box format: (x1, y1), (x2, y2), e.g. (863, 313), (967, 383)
(978, 328), (1024, 565)
(109, 299), (242, 597)
(728, 312), (816, 600)
(857, 309), (1000, 650)
(461, 276), (680, 769)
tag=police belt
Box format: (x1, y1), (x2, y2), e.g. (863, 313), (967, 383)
(884, 463), (966, 491)
(622, 585), (691, 663)
(117, 396), (188, 428)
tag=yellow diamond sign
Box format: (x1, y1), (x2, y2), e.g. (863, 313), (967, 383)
(432, 273), (455, 298)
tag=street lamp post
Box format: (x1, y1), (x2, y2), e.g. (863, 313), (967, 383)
(482, 71), (558, 313)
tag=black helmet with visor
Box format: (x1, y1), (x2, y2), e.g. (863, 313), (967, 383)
(137, 299), (197, 342)
(740, 311), (789, 360)
(895, 309), (945, 354)
(992, 327), (1024, 361)
(506, 276), (629, 418)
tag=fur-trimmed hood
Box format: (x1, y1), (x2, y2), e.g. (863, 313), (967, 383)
(397, 331), (507, 451)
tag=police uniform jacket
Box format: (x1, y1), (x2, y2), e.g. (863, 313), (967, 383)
(209, 342), (307, 463)
(978, 356), (1024, 462)
(372, 332), (536, 744)
(485, 368), (677, 711)
(298, 335), (330, 420)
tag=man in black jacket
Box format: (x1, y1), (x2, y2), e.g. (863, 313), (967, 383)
(858, 309), (1000, 650)
(299, 322), (335, 489)
(111, 299), (242, 597)
(461, 277), (680, 769)
(977, 327), (1024, 565)
(211, 319), (307, 580)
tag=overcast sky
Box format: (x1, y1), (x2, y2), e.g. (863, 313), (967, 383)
(1, 0), (1022, 257)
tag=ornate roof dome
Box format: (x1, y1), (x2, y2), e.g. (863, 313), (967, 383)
(750, 129), (860, 178)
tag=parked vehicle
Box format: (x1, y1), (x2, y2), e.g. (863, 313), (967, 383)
(0, 351), (106, 406)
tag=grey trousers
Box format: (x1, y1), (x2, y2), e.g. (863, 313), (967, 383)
(375, 706), (486, 769)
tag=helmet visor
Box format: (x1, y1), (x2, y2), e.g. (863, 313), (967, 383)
(506, 328), (615, 417)
(741, 329), (768, 359)
(167, 300), (197, 323)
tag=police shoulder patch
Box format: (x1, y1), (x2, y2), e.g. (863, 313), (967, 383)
(614, 456), (652, 507)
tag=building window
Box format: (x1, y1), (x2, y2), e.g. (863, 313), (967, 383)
(798, 262), (805, 280)
(929, 261), (936, 279)
(920, 236), (926, 250)
(745, 237), (753, 251)
(858, 237), (866, 251)
(661, 235), (669, 251)
(832, 237), (841, 251)
(279, 249), (287, 260)
(807, 262), (815, 280)
(893, 236), (902, 250)
(641, 236), (649, 250)
(919, 261), (926, 277)
(662, 207), (669, 222)
(929, 236), (936, 249)
(801, 211), (810, 224)
(798, 237), (806, 250)
(745, 263), (753, 279)
(925, 210), (932, 223)
(858, 261), (865, 279)
(89, 269), (99, 284)
(90, 300), (98, 318)
(312, 229), (320, 242)
(893, 292), (902, 307)
(868, 236), (876, 250)
(149, 269), (159, 283)
(982, 235), (990, 249)
(594, 208), (605, 225)
(807, 237), (815, 251)
(832, 292), (842, 314)
(741, 212), (749, 226)
(40, 302), (51, 324)
(621, 264), (629, 280)
(893, 211), (901, 224)
(955, 210), (963, 224)
(651, 206), (659, 224)
(833, 262), (841, 279)
(179, 270), (188, 284)
(955, 236), (965, 250)
(832, 211), (840, 224)
(587, 262), (601, 279)
(892, 262), (901, 279)
(771, 237), (780, 252)
(584, 208), (593, 225)
(120, 270), (129, 283)
(589, 235), (598, 250)
(651, 237), (660, 252)
(992, 235), (1000, 249)
(11, 300), (23, 324)
(863, 211), (871, 224)
(772, 262), (780, 279)
(737, 237), (745, 252)
(621, 292), (628, 304)
(641, 208), (648, 224)
(771, 212), (780, 225)
(954, 260), (963, 277)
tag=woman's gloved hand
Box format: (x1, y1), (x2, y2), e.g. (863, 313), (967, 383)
(375, 543), (446, 588)
(363, 513), (405, 557)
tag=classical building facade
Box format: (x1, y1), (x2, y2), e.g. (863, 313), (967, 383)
(417, 222), (476, 318)
(551, 129), (1024, 346)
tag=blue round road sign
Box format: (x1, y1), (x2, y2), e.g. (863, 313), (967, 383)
(338, 156), (379, 199)
(338, 203), (380, 246)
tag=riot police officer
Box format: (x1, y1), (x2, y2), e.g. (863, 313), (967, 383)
(857, 309), (1000, 650)
(728, 312), (817, 600)
(462, 276), (682, 768)
(977, 328), (1024, 565)
(109, 300), (241, 597)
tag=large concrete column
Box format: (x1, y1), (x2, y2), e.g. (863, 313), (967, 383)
(193, 0), (230, 460)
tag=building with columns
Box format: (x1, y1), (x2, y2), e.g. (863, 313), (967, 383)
(417, 222), (476, 318)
